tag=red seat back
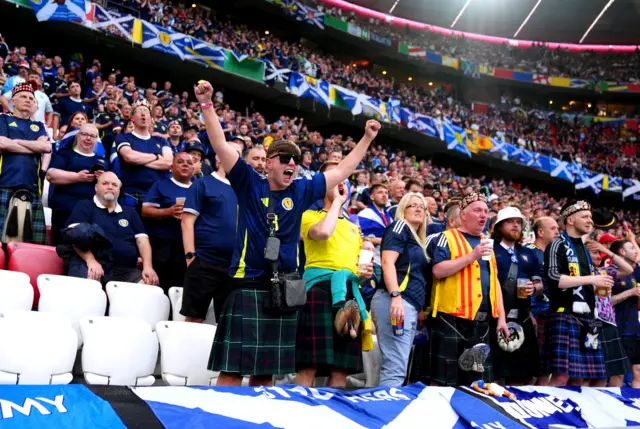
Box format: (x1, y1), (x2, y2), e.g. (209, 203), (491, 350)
(0, 246), (4, 269)
(6, 242), (64, 308)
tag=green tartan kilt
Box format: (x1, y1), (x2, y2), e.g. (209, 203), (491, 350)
(208, 288), (299, 376)
(0, 188), (47, 245)
(296, 281), (362, 375)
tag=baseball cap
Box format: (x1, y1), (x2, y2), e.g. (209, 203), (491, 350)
(184, 141), (206, 156)
(18, 60), (29, 69)
(266, 139), (300, 158)
(598, 233), (617, 245)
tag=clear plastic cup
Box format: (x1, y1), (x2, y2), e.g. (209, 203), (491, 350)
(175, 197), (186, 206)
(481, 238), (494, 261)
(358, 249), (374, 274)
(517, 278), (530, 299)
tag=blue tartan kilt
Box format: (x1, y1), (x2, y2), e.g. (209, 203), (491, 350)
(541, 313), (606, 379)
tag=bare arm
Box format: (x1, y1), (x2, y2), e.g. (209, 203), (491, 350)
(181, 212), (197, 256)
(308, 199), (343, 240)
(364, 236), (382, 246)
(136, 236), (153, 270)
(0, 135), (51, 154)
(432, 252), (476, 279)
(0, 95), (12, 113)
(557, 275), (597, 289)
(41, 152), (51, 171)
(194, 81), (238, 173)
(73, 245), (98, 264)
(46, 168), (82, 185)
(118, 145), (158, 165)
(381, 250), (401, 293)
(613, 288), (638, 305)
(323, 120), (380, 189)
(141, 204), (174, 220)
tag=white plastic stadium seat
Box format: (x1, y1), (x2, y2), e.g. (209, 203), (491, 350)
(168, 287), (216, 324)
(37, 274), (106, 348)
(80, 316), (158, 386)
(0, 270), (34, 313)
(168, 287), (186, 322)
(156, 321), (219, 386)
(106, 281), (170, 330)
(0, 311), (77, 384)
(43, 206), (52, 227)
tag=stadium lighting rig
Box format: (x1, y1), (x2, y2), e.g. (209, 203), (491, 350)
(579, 0), (615, 43)
(451, 0), (473, 28)
(513, 0), (542, 38)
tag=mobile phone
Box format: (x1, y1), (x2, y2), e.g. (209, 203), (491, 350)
(89, 164), (104, 174)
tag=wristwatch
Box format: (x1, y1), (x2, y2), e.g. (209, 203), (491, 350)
(184, 252), (195, 260)
(390, 291), (401, 298)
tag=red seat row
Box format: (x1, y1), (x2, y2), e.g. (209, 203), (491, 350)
(2, 242), (64, 308)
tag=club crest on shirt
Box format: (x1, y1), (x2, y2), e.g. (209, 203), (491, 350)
(118, 219), (129, 228)
(30, 124), (39, 132)
(281, 197), (293, 211)
(522, 254), (528, 262)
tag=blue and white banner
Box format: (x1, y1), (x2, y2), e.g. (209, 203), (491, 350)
(443, 122), (471, 157)
(370, 32), (393, 47)
(30, 0), (88, 22)
(548, 158), (575, 182)
(264, 60), (291, 85)
(575, 167), (604, 194)
(183, 38), (226, 68)
(623, 179), (640, 201)
(140, 22), (192, 60)
(282, 0), (325, 29)
(288, 72), (331, 107)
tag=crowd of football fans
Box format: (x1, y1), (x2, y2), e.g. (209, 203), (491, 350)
(98, 0), (640, 179)
(3, 0), (640, 389)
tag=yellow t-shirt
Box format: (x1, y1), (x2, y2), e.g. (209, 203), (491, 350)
(301, 209), (362, 274)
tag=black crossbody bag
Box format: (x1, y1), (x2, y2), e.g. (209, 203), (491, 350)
(264, 192), (307, 313)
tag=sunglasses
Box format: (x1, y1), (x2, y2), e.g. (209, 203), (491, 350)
(272, 154), (301, 165)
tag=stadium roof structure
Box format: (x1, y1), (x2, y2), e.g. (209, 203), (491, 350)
(343, 0), (640, 45)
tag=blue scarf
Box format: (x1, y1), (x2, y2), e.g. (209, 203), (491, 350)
(559, 229), (594, 308)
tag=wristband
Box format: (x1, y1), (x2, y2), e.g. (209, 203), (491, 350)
(200, 102), (213, 110)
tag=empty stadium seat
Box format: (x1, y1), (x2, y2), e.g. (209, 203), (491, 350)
(156, 321), (218, 386)
(37, 274), (107, 348)
(6, 242), (64, 308)
(0, 270), (34, 313)
(80, 316), (158, 386)
(167, 287), (216, 324)
(106, 281), (170, 330)
(0, 311), (77, 384)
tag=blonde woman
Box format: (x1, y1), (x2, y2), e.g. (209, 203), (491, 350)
(371, 192), (429, 386)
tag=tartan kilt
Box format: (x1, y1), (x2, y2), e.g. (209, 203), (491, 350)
(429, 313), (494, 387)
(296, 281), (362, 375)
(208, 288), (299, 376)
(0, 188), (47, 245)
(600, 323), (632, 377)
(541, 313), (606, 379)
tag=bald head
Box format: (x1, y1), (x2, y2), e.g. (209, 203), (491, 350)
(533, 216), (559, 245)
(425, 197), (437, 216)
(390, 179), (406, 202)
(95, 171), (121, 206)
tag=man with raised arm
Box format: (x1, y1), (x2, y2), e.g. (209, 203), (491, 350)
(194, 80), (381, 387)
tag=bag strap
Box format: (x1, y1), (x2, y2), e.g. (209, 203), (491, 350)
(266, 190), (279, 281)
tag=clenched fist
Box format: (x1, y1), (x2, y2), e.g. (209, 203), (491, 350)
(194, 80), (213, 105)
(364, 119), (381, 140)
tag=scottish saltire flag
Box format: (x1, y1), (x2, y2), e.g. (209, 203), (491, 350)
(548, 158), (575, 182)
(263, 61), (291, 85)
(287, 72), (331, 107)
(602, 175), (622, 193)
(332, 85), (388, 118)
(182, 39), (226, 68)
(141, 22), (192, 60)
(400, 107), (415, 129)
(488, 139), (512, 159)
(288, 0), (325, 29)
(90, 4), (138, 42)
(623, 179), (640, 201)
(575, 168), (604, 194)
(414, 114), (437, 137)
(30, 0), (88, 22)
(443, 122), (471, 157)
(387, 98), (401, 124)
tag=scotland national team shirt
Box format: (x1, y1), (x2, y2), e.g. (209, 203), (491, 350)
(183, 172), (237, 267)
(142, 177), (191, 242)
(433, 231), (492, 312)
(379, 220), (428, 310)
(228, 158), (326, 279)
(153, 121), (168, 135)
(115, 131), (171, 196)
(610, 263), (640, 337)
(525, 243), (550, 316)
(0, 114), (49, 192)
(55, 96), (93, 125)
(493, 243), (542, 311)
(48, 148), (107, 211)
(66, 197), (147, 269)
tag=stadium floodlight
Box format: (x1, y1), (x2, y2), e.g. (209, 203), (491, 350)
(388, 0), (401, 14)
(513, 0), (542, 38)
(451, 0), (473, 28)
(579, 0), (615, 43)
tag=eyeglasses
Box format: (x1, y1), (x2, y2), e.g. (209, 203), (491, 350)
(407, 203), (426, 210)
(79, 132), (98, 139)
(272, 154), (301, 165)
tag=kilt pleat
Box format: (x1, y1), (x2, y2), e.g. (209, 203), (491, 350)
(296, 281), (362, 375)
(541, 313), (607, 379)
(429, 313), (494, 387)
(600, 323), (632, 377)
(0, 188), (47, 245)
(208, 288), (298, 376)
